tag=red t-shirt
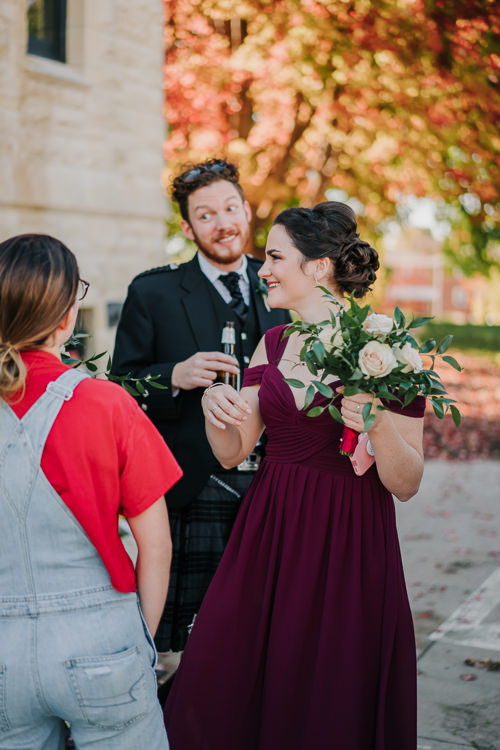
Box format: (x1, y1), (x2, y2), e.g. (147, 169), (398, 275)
(8, 351), (182, 593)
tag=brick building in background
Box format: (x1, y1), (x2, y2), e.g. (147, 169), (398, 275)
(0, 0), (168, 356)
(381, 227), (500, 325)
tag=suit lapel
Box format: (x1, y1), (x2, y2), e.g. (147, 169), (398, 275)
(180, 255), (220, 351)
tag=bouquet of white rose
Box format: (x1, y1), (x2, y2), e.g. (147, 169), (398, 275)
(283, 289), (462, 456)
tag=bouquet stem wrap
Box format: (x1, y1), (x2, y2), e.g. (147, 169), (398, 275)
(339, 426), (359, 457)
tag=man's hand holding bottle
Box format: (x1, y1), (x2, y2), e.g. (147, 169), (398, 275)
(171, 352), (240, 391)
(171, 321), (240, 392)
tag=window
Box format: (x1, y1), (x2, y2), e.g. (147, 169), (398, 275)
(27, 0), (67, 63)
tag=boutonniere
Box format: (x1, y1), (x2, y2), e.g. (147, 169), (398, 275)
(257, 278), (271, 312)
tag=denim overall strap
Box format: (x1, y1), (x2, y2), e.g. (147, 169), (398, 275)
(0, 368), (122, 617)
(19, 367), (89, 462)
(0, 368), (87, 519)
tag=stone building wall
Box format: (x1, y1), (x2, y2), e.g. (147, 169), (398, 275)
(0, 0), (168, 356)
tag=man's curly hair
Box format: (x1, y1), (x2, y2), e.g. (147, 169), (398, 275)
(171, 159), (245, 222)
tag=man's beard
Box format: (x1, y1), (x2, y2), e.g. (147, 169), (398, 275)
(191, 226), (251, 265)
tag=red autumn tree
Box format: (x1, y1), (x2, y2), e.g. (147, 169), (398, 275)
(163, 0), (500, 272)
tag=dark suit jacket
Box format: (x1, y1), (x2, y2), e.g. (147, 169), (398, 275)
(111, 254), (290, 509)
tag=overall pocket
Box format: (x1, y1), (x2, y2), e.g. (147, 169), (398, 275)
(64, 645), (155, 730)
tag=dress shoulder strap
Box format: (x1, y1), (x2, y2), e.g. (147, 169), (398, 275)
(264, 324), (290, 364)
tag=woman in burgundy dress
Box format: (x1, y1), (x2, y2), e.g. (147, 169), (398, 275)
(164, 201), (425, 750)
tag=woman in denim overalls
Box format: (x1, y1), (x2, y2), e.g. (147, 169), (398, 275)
(0, 234), (180, 749)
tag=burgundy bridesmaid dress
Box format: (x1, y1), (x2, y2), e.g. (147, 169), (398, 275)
(165, 324), (424, 750)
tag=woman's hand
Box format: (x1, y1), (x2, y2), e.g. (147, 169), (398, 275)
(202, 384), (252, 430)
(338, 387), (380, 432)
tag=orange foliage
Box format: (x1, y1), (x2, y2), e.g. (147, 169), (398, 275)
(163, 0), (500, 263)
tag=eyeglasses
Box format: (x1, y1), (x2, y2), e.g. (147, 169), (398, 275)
(77, 279), (90, 301)
(179, 160), (228, 184)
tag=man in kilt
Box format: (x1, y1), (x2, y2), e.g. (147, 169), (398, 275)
(111, 159), (290, 669)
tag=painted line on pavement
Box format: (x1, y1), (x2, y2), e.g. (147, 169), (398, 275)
(429, 566), (500, 652)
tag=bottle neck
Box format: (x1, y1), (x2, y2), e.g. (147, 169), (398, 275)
(221, 325), (236, 346)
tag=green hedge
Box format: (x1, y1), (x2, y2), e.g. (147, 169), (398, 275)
(420, 322), (500, 353)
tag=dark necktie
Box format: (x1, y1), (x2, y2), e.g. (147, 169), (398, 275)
(218, 272), (248, 320)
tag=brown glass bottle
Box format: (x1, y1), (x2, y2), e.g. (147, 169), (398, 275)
(216, 321), (239, 389)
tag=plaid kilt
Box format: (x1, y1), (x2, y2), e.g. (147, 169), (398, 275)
(155, 471), (256, 653)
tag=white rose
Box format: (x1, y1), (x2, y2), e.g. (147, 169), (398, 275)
(359, 340), (398, 378)
(362, 313), (394, 337)
(393, 342), (423, 374)
(317, 322), (343, 351)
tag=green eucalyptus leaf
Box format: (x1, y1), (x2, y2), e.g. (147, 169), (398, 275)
(108, 371), (132, 383)
(312, 380), (334, 398)
(361, 402), (372, 421)
(307, 405), (326, 418)
(428, 382), (447, 394)
(284, 378), (306, 389)
(377, 383), (391, 400)
(419, 338), (436, 354)
(436, 334), (453, 354)
(343, 384), (363, 397)
(123, 383), (140, 397)
(431, 399), (445, 419)
(362, 413), (376, 431)
(405, 334), (419, 348)
(304, 384), (316, 410)
(403, 390), (416, 407)
(317, 284), (336, 299)
(442, 355), (462, 371)
(380, 389), (400, 402)
(148, 380), (167, 390)
(394, 306), (406, 328)
(87, 351), (107, 362)
(85, 362), (98, 373)
(450, 404), (462, 427)
(305, 357), (318, 375)
(312, 340), (326, 363)
(358, 306), (370, 322)
(328, 403), (344, 423)
(408, 315), (433, 329)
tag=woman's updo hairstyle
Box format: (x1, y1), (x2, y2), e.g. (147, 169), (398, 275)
(273, 201), (379, 297)
(0, 234), (79, 399)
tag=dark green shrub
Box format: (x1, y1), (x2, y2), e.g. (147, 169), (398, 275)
(420, 322), (500, 353)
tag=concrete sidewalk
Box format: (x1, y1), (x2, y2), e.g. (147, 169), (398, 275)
(395, 460), (500, 750)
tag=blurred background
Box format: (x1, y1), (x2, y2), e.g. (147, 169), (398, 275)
(0, 0), (499, 457)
